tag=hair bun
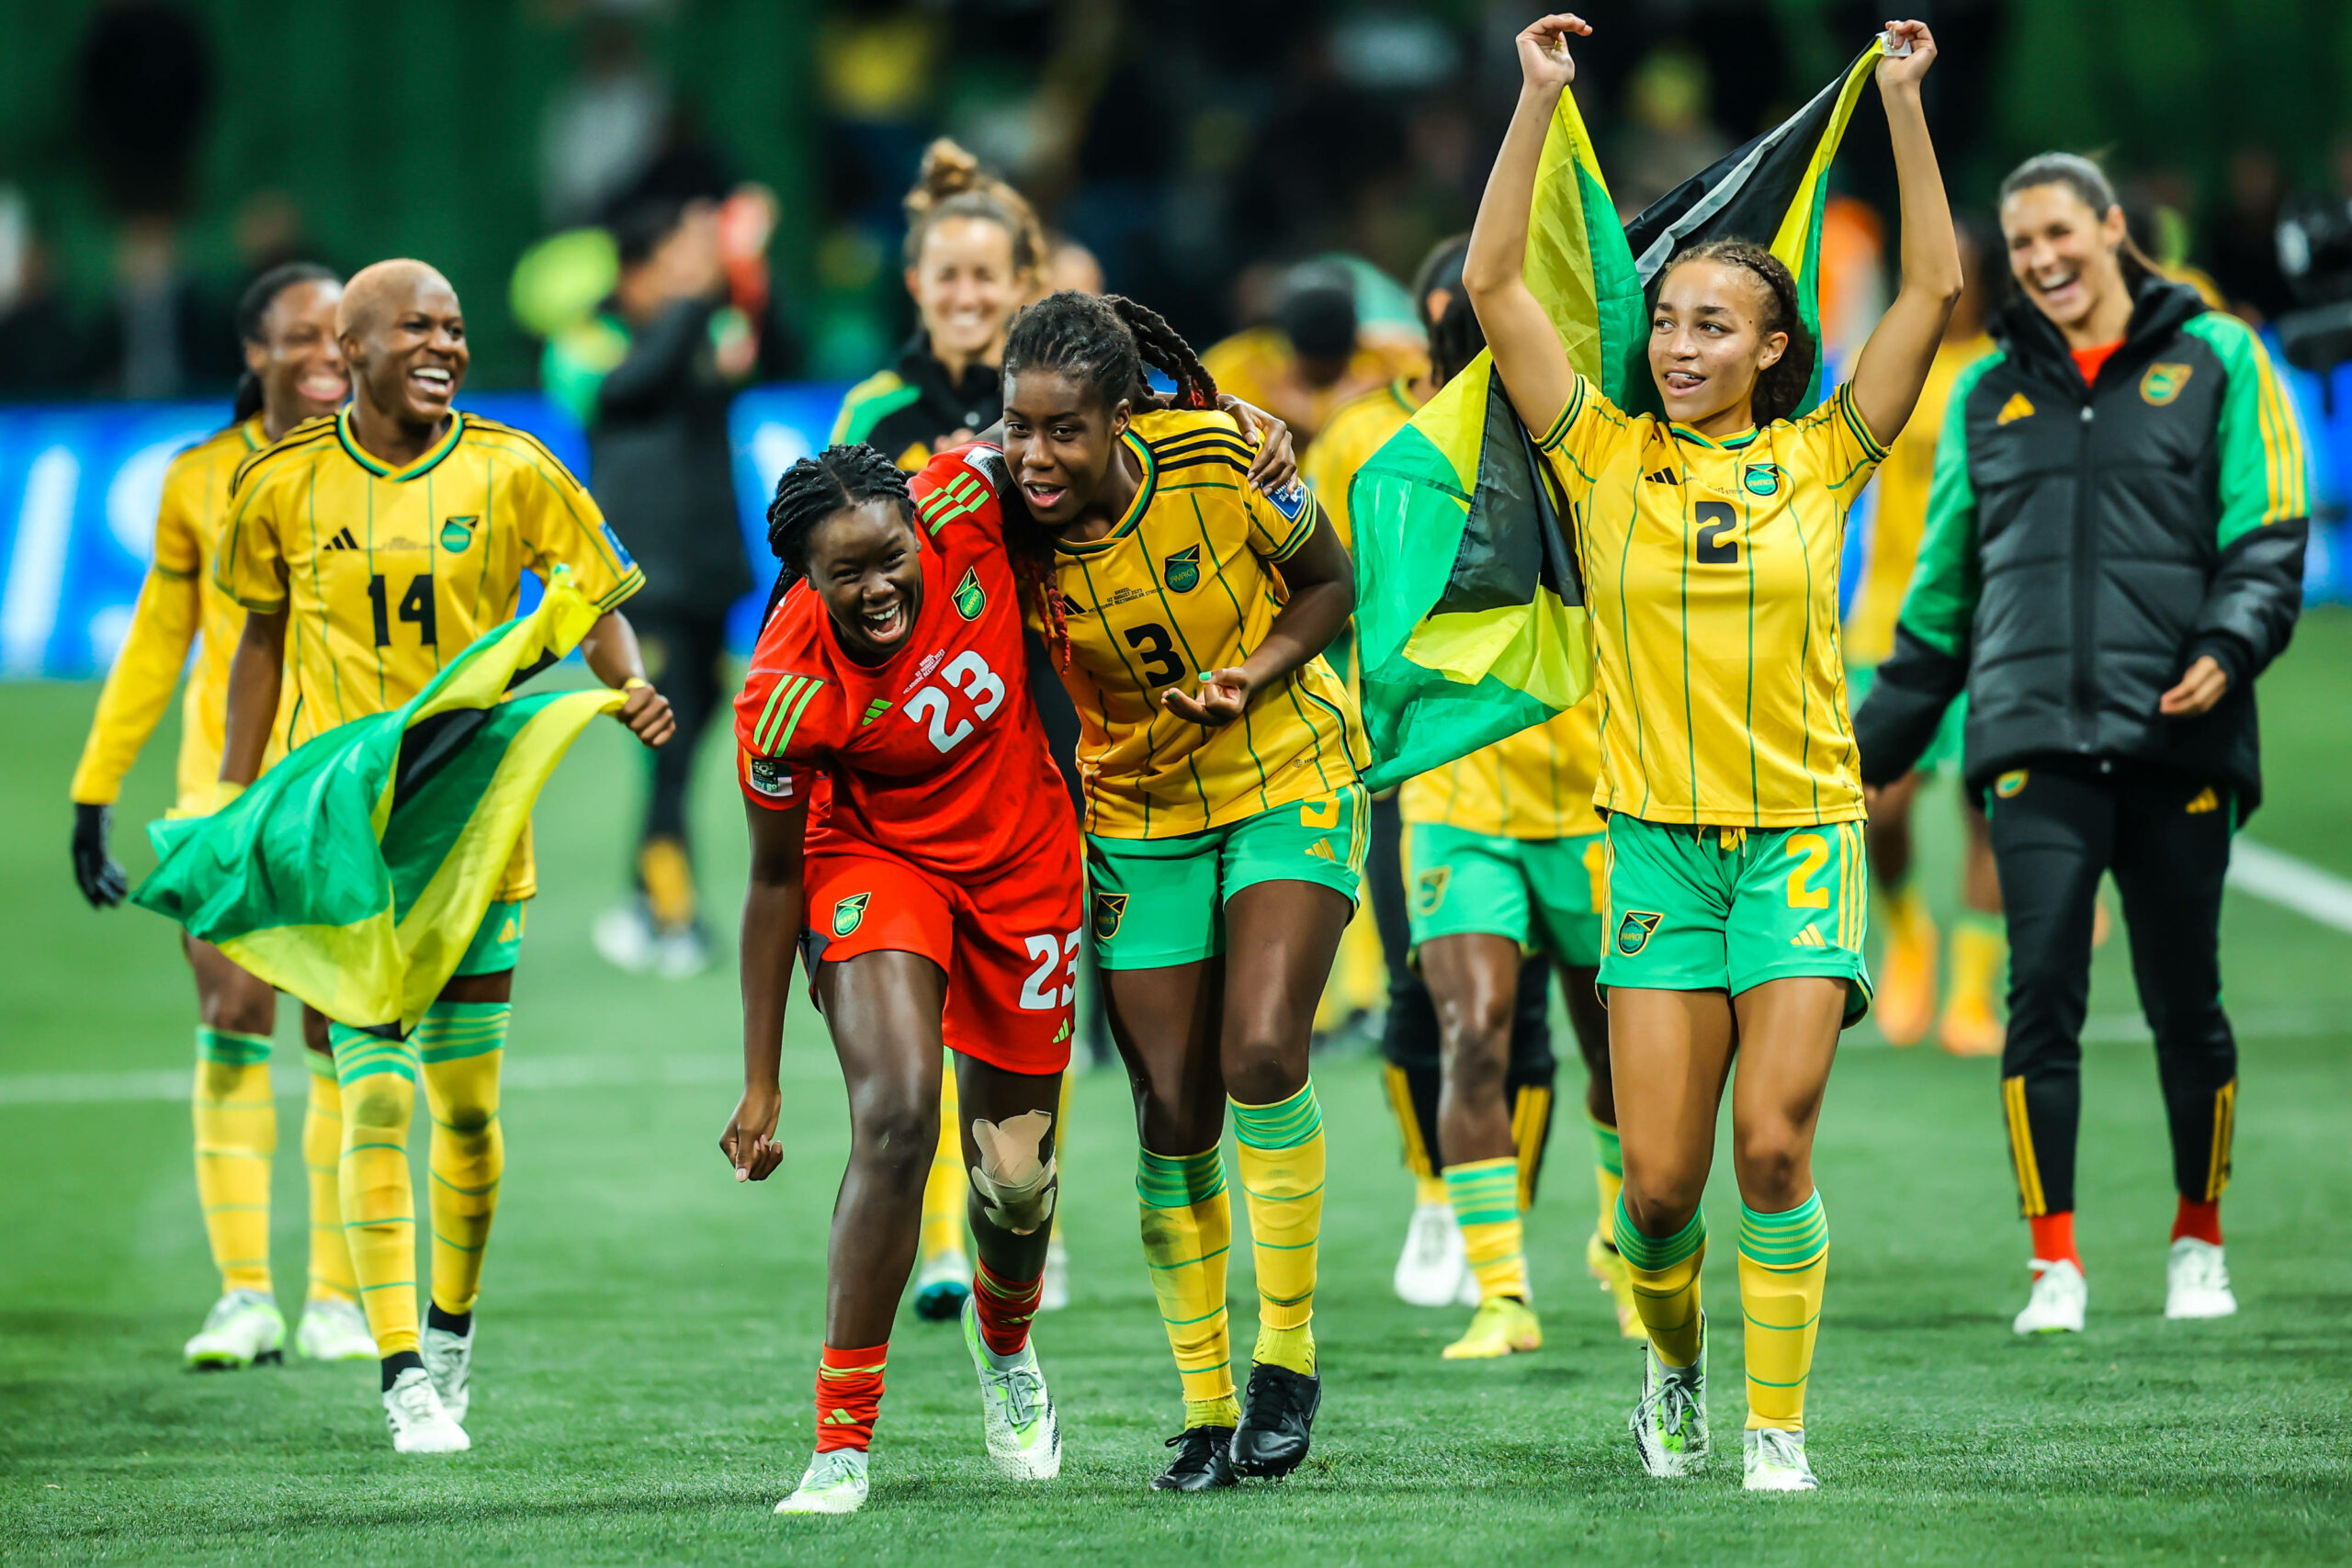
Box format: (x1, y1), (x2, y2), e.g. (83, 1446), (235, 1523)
(912, 139), (984, 209)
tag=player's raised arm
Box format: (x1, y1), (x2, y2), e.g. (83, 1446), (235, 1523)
(1462, 14), (1590, 440)
(1844, 20), (1962, 446)
(724, 790), (807, 1183)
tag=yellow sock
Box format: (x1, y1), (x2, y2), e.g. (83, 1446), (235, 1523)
(333, 1024), (421, 1357)
(921, 1062), (967, 1262)
(1444, 1156), (1528, 1303)
(192, 1028), (276, 1295)
(420, 1002), (507, 1315)
(1231, 1083), (1324, 1376)
(1739, 1191), (1829, 1431)
(1137, 1145), (1237, 1426)
(1612, 1198), (1706, 1368)
(1384, 1063), (1444, 1205)
(1590, 1116), (1624, 1242)
(1949, 916), (2007, 1008)
(1510, 1079), (1555, 1211)
(301, 1051), (356, 1303)
(639, 835), (695, 929)
(1050, 1071), (1073, 1247)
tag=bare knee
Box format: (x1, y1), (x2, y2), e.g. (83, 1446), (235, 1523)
(1620, 1155), (1707, 1235)
(1733, 1119), (1811, 1209)
(1222, 1026), (1306, 1110)
(199, 990), (275, 1039)
(1437, 1002), (1510, 1109)
(848, 1085), (937, 1187)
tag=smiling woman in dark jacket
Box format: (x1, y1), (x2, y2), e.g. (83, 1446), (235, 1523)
(1854, 152), (2310, 1338)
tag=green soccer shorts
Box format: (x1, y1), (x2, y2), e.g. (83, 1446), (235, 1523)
(1404, 822), (1605, 969)
(453, 899), (528, 976)
(1847, 662), (1965, 774)
(1599, 817), (1871, 1025)
(1086, 785), (1367, 969)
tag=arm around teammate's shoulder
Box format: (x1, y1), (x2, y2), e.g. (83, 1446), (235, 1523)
(1845, 22), (1962, 448)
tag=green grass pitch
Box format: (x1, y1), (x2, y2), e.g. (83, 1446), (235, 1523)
(6, 617), (2352, 1565)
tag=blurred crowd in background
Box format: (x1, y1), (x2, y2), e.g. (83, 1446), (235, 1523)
(0, 0), (2347, 421)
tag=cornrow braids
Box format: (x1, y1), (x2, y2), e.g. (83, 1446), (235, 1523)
(1661, 239), (1815, 427)
(760, 443), (914, 623)
(1105, 294), (1218, 411)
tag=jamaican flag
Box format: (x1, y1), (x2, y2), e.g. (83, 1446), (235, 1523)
(135, 574), (623, 1034)
(1350, 36), (1887, 789)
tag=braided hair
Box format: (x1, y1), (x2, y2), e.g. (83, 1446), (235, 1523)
(760, 443), (915, 625)
(997, 291), (1219, 668)
(1657, 239), (1815, 427)
(231, 261), (340, 424)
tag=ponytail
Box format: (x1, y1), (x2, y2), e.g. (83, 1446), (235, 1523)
(231, 371), (264, 423)
(1661, 239), (1816, 426)
(232, 260), (339, 429)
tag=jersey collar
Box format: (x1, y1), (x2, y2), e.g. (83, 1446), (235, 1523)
(336, 407), (465, 481)
(1053, 427), (1157, 556)
(237, 416), (265, 451)
(1668, 421), (1759, 452)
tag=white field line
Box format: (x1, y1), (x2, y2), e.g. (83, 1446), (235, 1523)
(0, 1052), (831, 1110)
(2228, 838), (2352, 935)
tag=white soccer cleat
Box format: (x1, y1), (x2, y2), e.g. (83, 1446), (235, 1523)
(1743, 1426), (1819, 1492)
(775, 1449), (869, 1516)
(1627, 1314), (1710, 1477)
(383, 1366), (470, 1453)
(2165, 1238), (2238, 1320)
(1394, 1201), (1466, 1307)
(294, 1297), (377, 1361)
(591, 903), (657, 974)
(962, 1298), (1062, 1480)
(2013, 1258), (2087, 1335)
(184, 1290), (286, 1370)
(1039, 1235), (1070, 1313)
(421, 1321), (474, 1424)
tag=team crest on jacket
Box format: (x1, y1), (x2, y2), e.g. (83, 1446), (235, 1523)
(1742, 463), (1783, 498)
(2140, 362), (2194, 406)
(953, 566), (987, 620)
(832, 893), (870, 938)
(1163, 545), (1202, 592)
(439, 515), (478, 553)
(1093, 891), (1129, 940)
(1615, 910), (1662, 956)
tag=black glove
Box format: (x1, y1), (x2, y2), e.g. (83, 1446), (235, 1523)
(73, 802), (130, 908)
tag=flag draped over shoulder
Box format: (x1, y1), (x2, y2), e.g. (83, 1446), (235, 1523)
(135, 575), (623, 1034)
(1350, 37), (1885, 789)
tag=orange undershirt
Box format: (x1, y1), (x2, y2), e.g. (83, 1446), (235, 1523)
(2071, 340), (2123, 387)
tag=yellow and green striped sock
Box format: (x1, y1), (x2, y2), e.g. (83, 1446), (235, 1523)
(332, 1022), (422, 1357)
(419, 1002), (508, 1316)
(1739, 1190), (1829, 1432)
(301, 1049), (356, 1303)
(921, 1063), (967, 1262)
(193, 1027), (276, 1295)
(1137, 1145), (1237, 1428)
(1231, 1083), (1324, 1377)
(1590, 1116), (1624, 1244)
(1444, 1156), (1528, 1303)
(1613, 1198), (1706, 1368)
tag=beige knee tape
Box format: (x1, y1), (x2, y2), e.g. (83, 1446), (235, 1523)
(969, 1110), (1058, 1235)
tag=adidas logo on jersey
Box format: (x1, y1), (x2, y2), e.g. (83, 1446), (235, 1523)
(1790, 925), (1829, 948)
(2185, 785), (2220, 814)
(1644, 468), (1680, 486)
(321, 527), (360, 551)
(1996, 391), (2035, 426)
(860, 698), (893, 727)
(1306, 840), (1336, 862)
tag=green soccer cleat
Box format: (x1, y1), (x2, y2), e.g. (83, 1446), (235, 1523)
(913, 1248), (972, 1322)
(961, 1297), (1062, 1480)
(1627, 1313), (1710, 1477)
(294, 1296), (377, 1361)
(775, 1449), (869, 1516)
(1742, 1426), (1819, 1492)
(184, 1290), (286, 1371)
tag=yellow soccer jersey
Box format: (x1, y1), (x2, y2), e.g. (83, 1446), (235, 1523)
(1538, 377), (1888, 829)
(219, 408), (643, 897)
(1046, 408), (1369, 838)
(1299, 379), (1421, 552)
(1399, 701), (1603, 840)
(1844, 333), (1991, 666)
(71, 419), (289, 814)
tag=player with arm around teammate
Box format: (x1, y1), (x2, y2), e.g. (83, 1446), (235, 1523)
(721, 442), (1082, 1517)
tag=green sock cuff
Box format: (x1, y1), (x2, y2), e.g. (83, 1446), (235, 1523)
(1230, 1082), (1321, 1150)
(196, 1028), (272, 1067)
(1589, 1115), (1623, 1178)
(1443, 1157), (1520, 1225)
(1739, 1190), (1829, 1267)
(330, 1026), (419, 1087)
(1612, 1197), (1706, 1270)
(415, 1001), (512, 1066)
(1137, 1146), (1227, 1208)
(304, 1047), (337, 1080)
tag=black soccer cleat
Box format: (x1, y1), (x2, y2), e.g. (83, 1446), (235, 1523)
(1149, 1425), (1238, 1492)
(1229, 1362), (1320, 1479)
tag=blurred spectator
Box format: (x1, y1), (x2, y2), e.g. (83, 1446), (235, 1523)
(1203, 261), (1427, 444)
(1041, 233), (1104, 298)
(1610, 45), (1731, 215)
(76, 0), (212, 220)
(544, 197), (753, 978)
(2211, 145), (2291, 322)
(541, 17), (670, 229)
(91, 217), (211, 400)
(0, 197), (87, 397)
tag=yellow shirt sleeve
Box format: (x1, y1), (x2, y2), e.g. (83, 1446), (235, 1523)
(213, 464), (289, 614)
(514, 450), (646, 612)
(1787, 381), (1892, 500)
(69, 472), (205, 805)
(1244, 468), (1322, 564)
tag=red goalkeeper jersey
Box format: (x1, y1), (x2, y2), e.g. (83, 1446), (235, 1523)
(733, 443), (1070, 881)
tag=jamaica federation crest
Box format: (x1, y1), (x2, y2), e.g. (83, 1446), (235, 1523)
(832, 893), (870, 938)
(1162, 546), (1201, 592)
(953, 566), (987, 620)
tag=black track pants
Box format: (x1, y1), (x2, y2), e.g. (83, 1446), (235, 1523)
(631, 608), (729, 855)
(1986, 761), (2239, 1217)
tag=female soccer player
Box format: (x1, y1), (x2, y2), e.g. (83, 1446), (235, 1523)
(722, 443), (1082, 1517)
(67, 262), (375, 1370)
(1467, 15), (1958, 1491)
(997, 290), (1366, 1490)
(1856, 153), (2308, 1336)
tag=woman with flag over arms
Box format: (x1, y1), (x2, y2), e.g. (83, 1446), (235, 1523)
(1464, 15), (1959, 1490)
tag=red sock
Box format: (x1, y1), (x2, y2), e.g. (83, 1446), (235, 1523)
(2029, 1211), (2079, 1270)
(814, 1342), (887, 1453)
(2171, 1198), (2222, 1247)
(972, 1258), (1044, 1357)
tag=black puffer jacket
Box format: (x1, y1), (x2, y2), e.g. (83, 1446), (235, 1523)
(1853, 278), (2310, 814)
